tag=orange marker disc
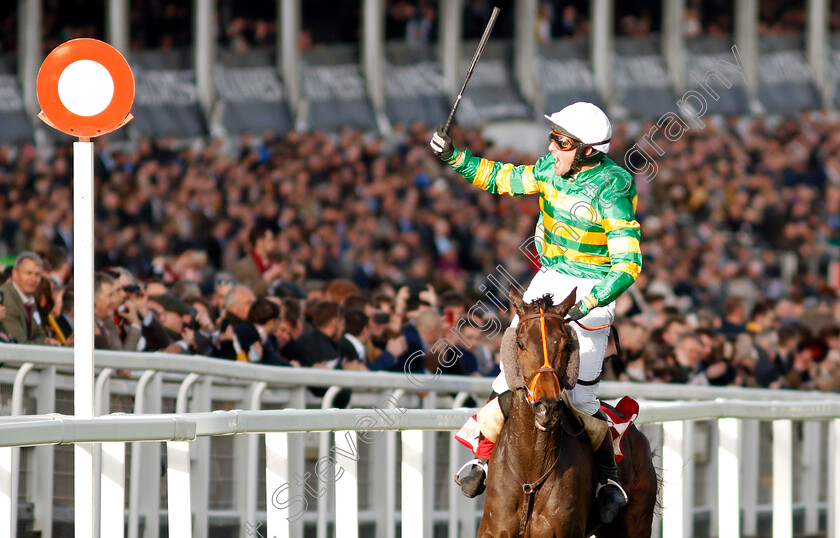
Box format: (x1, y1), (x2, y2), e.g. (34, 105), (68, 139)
(36, 38), (134, 138)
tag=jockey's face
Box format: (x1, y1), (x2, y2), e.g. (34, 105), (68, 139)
(548, 138), (593, 177)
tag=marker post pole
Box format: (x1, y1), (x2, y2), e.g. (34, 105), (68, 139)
(36, 38), (135, 538)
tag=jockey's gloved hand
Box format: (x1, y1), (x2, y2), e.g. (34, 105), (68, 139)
(566, 301), (589, 322)
(430, 126), (455, 161)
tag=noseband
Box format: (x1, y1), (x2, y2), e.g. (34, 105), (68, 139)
(516, 307), (567, 404)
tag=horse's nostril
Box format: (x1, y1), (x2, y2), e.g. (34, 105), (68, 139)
(535, 400), (557, 418)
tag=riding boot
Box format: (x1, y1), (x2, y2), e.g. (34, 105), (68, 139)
(453, 391), (512, 498)
(592, 409), (628, 524)
(454, 456), (489, 498)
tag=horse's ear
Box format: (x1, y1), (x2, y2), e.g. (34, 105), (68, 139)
(555, 287), (577, 317)
(509, 287), (526, 316)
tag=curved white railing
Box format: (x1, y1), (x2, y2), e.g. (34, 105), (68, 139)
(0, 401), (837, 538)
(1, 342), (837, 402)
(1, 342), (840, 537)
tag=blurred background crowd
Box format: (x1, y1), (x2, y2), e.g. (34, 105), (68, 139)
(1, 109), (840, 395)
(0, 0), (830, 56)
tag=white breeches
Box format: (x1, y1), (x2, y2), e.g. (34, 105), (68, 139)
(491, 266), (615, 415)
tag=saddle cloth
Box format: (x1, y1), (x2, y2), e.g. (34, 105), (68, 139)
(455, 395), (640, 464)
(600, 396), (639, 464)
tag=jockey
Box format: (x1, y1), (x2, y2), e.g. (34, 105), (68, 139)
(429, 102), (641, 524)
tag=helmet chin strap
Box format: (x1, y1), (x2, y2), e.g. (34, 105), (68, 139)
(569, 146), (607, 176)
(552, 127), (611, 177)
(569, 145), (588, 176)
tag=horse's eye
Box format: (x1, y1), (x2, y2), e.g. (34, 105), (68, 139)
(517, 340), (525, 350)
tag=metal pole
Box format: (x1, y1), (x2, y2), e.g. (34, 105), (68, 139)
(806, 0), (829, 105)
(362, 0), (388, 132)
(195, 0), (216, 118)
(591, 0), (614, 104)
(513, 0), (538, 108)
(662, 0), (686, 94)
(279, 0), (302, 115)
(74, 140), (95, 538)
(106, 0), (130, 56)
(18, 0), (41, 119)
(734, 0), (759, 95)
(439, 0), (464, 97)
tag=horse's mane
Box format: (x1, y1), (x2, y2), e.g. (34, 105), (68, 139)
(534, 293), (554, 312)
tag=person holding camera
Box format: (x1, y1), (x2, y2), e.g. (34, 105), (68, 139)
(108, 267), (172, 352)
(146, 293), (202, 354)
(93, 272), (142, 351)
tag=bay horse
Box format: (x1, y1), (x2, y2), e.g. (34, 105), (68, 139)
(477, 289), (657, 537)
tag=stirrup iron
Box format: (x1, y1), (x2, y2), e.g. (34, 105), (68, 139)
(595, 477), (628, 503)
(454, 458), (488, 485)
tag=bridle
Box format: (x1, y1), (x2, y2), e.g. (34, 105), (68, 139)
(516, 307), (566, 404)
(516, 308), (610, 404)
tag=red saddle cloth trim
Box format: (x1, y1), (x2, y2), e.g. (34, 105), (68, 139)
(600, 396), (639, 464)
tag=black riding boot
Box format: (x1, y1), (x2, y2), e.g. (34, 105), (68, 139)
(455, 458), (488, 498)
(592, 410), (628, 523)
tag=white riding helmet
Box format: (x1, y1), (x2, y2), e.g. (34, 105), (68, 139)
(544, 102), (611, 154)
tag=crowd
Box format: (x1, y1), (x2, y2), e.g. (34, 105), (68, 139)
(1, 108), (840, 395)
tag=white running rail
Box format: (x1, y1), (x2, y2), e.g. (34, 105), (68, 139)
(0, 402), (838, 538)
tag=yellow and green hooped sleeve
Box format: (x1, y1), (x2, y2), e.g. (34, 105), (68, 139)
(584, 177), (642, 308)
(447, 148), (543, 196)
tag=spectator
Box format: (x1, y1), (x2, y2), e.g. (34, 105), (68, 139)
(147, 293), (196, 353)
(234, 297), (295, 366)
(399, 309), (445, 374)
(42, 245), (71, 288)
(718, 298), (747, 337)
(93, 271), (142, 351)
(233, 224), (286, 298)
(339, 309), (402, 371)
(753, 327), (797, 388)
(286, 300), (342, 367)
(223, 285), (257, 327)
(109, 267), (172, 352)
(0, 252), (59, 345)
(746, 300), (778, 334)
(54, 286), (74, 342)
(671, 332), (704, 384)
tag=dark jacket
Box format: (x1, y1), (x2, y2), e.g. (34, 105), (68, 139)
(0, 281), (48, 344)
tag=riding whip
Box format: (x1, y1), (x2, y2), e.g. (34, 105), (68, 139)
(442, 6), (500, 134)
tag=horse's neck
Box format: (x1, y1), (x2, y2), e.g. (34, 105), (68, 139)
(504, 392), (559, 462)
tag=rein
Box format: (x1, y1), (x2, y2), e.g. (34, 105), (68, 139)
(503, 302), (619, 536)
(505, 447), (563, 537)
(511, 307), (599, 537)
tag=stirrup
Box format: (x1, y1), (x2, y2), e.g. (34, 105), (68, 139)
(454, 458), (488, 498)
(596, 478), (628, 504)
(454, 458), (488, 485)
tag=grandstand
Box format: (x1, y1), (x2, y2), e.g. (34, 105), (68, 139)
(0, 0), (836, 144)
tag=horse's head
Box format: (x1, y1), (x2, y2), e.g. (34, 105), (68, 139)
(509, 287), (580, 432)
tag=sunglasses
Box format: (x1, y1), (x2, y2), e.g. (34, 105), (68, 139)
(548, 132), (580, 151)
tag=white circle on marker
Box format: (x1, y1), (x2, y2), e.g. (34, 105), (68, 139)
(57, 60), (114, 117)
